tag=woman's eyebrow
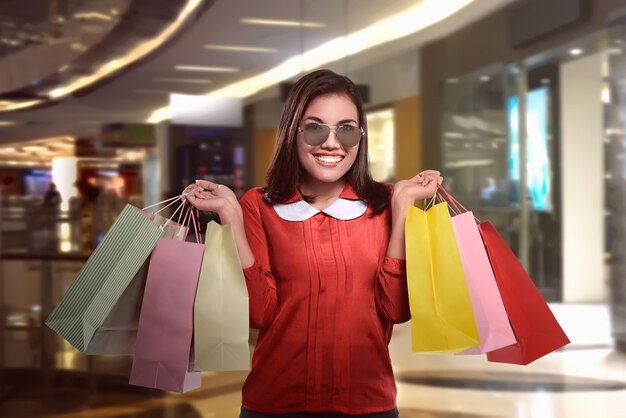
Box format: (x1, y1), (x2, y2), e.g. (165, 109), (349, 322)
(303, 116), (358, 124)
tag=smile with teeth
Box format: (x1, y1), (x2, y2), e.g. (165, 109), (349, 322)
(314, 154), (344, 164)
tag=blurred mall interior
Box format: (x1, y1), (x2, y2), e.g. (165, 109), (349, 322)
(1, 0), (626, 417)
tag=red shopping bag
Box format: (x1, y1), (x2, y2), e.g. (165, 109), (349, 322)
(129, 207), (204, 392)
(478, 221), (570, 365)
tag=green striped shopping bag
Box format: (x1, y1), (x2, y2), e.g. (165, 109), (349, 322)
(45, 203), (173, 354)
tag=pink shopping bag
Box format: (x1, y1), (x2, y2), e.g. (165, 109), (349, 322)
(129, 207), (204, 392)
(437, 186), (517, 354)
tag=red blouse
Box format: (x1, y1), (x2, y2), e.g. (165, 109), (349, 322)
(240, 183), (410, 414)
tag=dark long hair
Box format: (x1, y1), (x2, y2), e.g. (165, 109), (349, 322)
(264, 69), (390, 215)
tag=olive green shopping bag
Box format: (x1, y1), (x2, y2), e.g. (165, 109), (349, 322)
(405, 200), (479, 353)
(194, 221), (250, 371)
(45, 201), (186, 354)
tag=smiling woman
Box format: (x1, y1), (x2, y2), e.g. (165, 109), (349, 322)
(183, 69), (442, 418)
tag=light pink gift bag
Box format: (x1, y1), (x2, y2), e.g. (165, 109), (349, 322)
(437, 186), (517, 355)
(129, 206), (204, 392)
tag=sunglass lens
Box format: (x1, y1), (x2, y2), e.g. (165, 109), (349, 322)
(303, 123), (330, 145)
(337, 126), (362, 147)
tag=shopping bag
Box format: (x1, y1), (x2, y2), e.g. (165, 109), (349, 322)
(194, 221), (250, 371)
(434, 187), (516, 354)
(405, 200), (480, 353)
(45, 204), (165, 353)
(478, 221), (570, 365)
(84, 213), (187, 355)
(129, 208), (204, 392)
(449, 211), (517, 354)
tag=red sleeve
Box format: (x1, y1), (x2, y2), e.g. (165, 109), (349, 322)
(376, 256), (411, 324)
(375, 189), (411, 324)
(240, 189), (278, 329)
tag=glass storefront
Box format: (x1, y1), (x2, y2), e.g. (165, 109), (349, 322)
(440, 62), (562, 301)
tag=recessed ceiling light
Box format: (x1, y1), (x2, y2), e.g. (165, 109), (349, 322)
(569, 48), (583, 56)
(203, 44), (277, 53)
(174, 65), (239, 72)
(240, 17), (325, 28)
(0, 120), (19, 126)
(446, 78), (459, 84)
(154, 77), (213, 84)
(480, 75), (490, 82)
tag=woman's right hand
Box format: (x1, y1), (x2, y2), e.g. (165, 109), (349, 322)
(182, 180), (242, 225)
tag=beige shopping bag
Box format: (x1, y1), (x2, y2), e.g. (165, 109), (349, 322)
(194, 221), (250, 371)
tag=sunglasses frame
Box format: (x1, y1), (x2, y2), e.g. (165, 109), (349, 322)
(297, 122), (364, 148)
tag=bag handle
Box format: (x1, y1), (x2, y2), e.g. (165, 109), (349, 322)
(194, 208), (203, 245)
(184, 204), (201, 244)
(436, 184), (481, 223)
(423, 193), (438, 211)
(435, 187), (463, 216)
(161, 199), (187, 231)
(141, 191), (193, 214)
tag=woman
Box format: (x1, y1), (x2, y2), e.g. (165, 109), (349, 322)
(184, 69), (442, 417)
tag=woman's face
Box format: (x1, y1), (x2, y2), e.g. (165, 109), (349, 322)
(296, 93), (361, 187)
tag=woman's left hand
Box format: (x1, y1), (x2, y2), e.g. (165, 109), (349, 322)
(391, 169), (443, 217)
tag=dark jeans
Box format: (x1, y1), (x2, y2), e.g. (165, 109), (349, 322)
(240, 406), (399, 418)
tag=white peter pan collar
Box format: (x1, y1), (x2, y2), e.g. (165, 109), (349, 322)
(273, 198), (368, 221)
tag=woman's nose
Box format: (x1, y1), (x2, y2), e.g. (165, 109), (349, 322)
(320, 129), (341, 149)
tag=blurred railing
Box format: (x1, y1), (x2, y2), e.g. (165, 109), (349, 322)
(0, 197), (144, 397)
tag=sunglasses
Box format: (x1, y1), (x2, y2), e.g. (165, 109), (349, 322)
(297, 122), (364, 148)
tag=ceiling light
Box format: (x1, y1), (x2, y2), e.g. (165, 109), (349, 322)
(569, 48), (583, 56)
(148, 0), (475, 122)
(541, 78), (551, 85)
(602, 82), (611, 104)
(444, 132), (464, 138)
(71, 42), (87, 51)
(240, 18), (325, 28)
(203, 44), (277, 53)
(23, 145), (50, 153)
(0, 120), (19, 126)
(74, 12), (112, 21)
(175, 65), (239, 72)
(446, 78), (459, 84)
(480, 75), (490, 82)
(154, 77), (212, 84)
(0, 100), (42, 111)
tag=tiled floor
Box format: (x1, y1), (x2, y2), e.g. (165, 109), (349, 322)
(1, 304), (625, 418)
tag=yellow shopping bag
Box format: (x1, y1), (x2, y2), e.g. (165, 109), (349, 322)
(405, 200), (479, 353)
